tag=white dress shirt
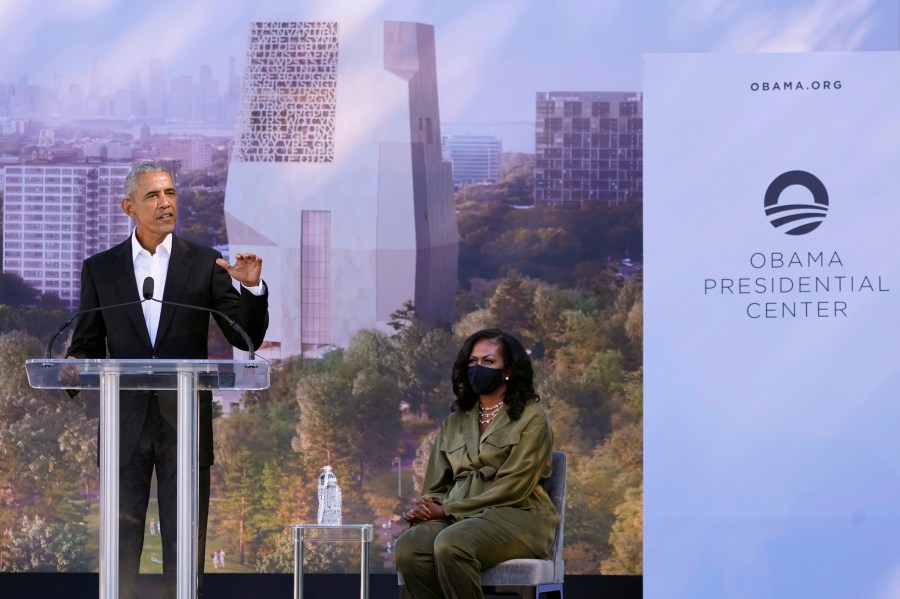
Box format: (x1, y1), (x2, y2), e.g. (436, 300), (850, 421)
(131, 231), (171, 347)
(130, 230), (265, 347)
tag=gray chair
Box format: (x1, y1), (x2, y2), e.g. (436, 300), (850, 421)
(398, 450), (567, 599)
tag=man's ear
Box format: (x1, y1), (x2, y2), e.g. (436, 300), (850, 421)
(121, 197), (132, 216)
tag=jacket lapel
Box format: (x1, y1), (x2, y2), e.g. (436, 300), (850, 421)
(488, 409), (511, 434)
(107, 238), (154, 352)
(153, 235), (192, 350)
(465, 406), (512, 463)
(464, 408), (481, 463)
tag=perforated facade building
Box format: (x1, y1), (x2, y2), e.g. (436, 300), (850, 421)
(224, 21), (458, 359)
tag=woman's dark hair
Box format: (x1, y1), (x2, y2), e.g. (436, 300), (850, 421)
(451, 328), (539, 420)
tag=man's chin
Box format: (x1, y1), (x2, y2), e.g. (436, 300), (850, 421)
(141, 226), (176, 239)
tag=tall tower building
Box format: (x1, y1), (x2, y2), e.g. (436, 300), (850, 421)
(225, 21), (458, 359)
(441, 134), (502, 186)
(148, 58), (165, 121)
(130, 74), (143, 118)
(535, 91), (643, 205)
(89, 59), (102, 103)
(226, 56), (240, 125)
(2, 164), (132, 308)
(169, 75), (194, 122)
(198, 64), (218, 124)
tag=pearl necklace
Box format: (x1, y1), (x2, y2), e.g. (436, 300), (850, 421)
(479, 401), (504, 425)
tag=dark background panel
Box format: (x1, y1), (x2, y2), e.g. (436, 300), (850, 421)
(0, 573), (643, 598)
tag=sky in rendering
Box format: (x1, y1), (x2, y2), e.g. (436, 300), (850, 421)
(0, 0), (897, 150)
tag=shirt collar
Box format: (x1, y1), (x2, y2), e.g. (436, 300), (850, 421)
(131, 228), (172, 261)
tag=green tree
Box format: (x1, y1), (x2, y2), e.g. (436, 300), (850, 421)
(455, 196), (642, 289)
(0, 332), (90, 525)
(540, 397), (590, 459)
(601, 483), (643, 574)
(241, 353), (322, 410)
(247, 457), (312, 566)
(487, 270), (534, 343)
(565, 422), (642, 574)
(0, 416), (50, 510)
(552, 310), (608, 375)
(348, 368), (403, 485)
(389, 304), (456, 419)
(254, 529), (294, 573)
(295, 331), (402, 489)
(0, 331), (45, 418)
(606, 281), (643, 368)
(213, 406), (272, 565)
(0, 273), (39, 307)
(57, 414), (99, 511)
(624, 292), (643, 359)
(406, 328), (457, 419)
(293, 372), (353, 468)
(498, 152), (535, 205)
(341, 329), (397, 374)
(452, 308), (495, 341)
(0, 514), (89, 572)
(531, 284), (572, 358)
(387, 300), (417, 332)
(178, 187), (227, 247)
(584, 350), (625, 393)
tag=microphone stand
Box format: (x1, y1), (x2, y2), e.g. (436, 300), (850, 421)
(45, 298), (149, 360)
(46, 276), (260, 363)
(147, 297), (258, 363)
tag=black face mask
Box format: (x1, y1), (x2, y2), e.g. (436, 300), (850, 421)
(468, 364), (505, 395)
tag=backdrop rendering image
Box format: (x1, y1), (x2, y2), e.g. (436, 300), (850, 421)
(0, 1), (897, 596)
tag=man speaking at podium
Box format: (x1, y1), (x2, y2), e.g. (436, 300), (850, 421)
(65, 162), (269, 598)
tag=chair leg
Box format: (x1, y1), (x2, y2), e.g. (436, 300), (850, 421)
(535, 583), (563, 599)
(482, 585), (535, 599)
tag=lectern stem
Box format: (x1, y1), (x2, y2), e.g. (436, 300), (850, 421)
(176, 372), (199, 599)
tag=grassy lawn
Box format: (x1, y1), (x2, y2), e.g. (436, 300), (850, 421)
(79, 460), (421, 574)
(366, 468), (411, 502)
(83, 496), (256, 574)
(83, 499), (164, 573)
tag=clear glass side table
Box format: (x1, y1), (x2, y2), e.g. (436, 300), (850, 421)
(291, 524), (374, 599)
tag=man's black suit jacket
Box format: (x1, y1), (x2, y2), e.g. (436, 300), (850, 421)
(66, 234), (269, 467)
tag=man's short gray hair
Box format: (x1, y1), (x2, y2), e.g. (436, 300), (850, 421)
(124, 163), (173, 198)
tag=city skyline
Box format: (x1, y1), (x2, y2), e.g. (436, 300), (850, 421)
(0, 0), (895, 151)
(0, 58), (240, 128)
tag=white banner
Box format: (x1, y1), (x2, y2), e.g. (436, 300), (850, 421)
(645, 51), (900, 599)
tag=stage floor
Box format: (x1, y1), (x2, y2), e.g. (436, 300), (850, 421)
(0, 572), (642, 598)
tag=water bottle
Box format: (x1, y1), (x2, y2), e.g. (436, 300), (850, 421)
(317, 465), (343, 525)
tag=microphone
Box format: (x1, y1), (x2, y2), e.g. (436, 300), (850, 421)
(142, 276), (153, 300)
(141, 276), (258, 361)
(45, 295), (150, 359)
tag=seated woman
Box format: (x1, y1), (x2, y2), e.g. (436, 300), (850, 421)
(394, 328), (558, 599)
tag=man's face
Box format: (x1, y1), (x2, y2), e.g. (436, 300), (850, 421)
(122, 171), (177, 248)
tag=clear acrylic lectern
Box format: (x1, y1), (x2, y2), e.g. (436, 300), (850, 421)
(25, 358), (270, 599)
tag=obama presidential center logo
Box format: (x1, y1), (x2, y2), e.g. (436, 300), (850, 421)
(701, 168), (891, 320)
(763, 170), (829, 236)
